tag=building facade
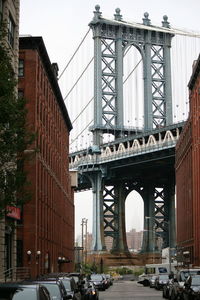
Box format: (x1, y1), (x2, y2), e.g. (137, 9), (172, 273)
(176, 54), (200, 266)
(0, 0), (20, 280)
(18, 36), (74, 278)
(0, 0), (20, 73)
(189, 56), (200, 266)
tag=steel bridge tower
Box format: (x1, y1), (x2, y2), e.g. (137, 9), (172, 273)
(87, 5), (176, 253)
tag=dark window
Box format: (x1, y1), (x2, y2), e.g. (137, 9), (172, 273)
(0, 0), (3, 27)
(18, 59), (24, 77)
(18, 89), (24, 99)
(8, 14), (15, 47)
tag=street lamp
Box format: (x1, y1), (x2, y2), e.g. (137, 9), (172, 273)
(145, 216), (171, 273)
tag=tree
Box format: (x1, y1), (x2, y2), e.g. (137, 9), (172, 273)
(0, 35), (35, 218)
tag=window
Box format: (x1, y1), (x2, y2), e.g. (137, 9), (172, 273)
(8, 14), (15, 47)
(18, 59), (24, 77)
(0, 0), (3, 27)
(18, 89), (24, 99)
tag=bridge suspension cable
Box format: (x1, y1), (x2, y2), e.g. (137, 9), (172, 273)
(72, 96), (94, 125)
(123, 58), (142, 84)
(70, 120), (93, 146)
(63, 57), (94, 102)
(58, 28), (91, 80)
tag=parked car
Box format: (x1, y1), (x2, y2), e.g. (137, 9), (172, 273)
(67, 273), (86, 298)
(59, 277), (82, 300)
(183, 275), (200, 300)
(137, 273), (150, 286)
(155, 274), (169, 290)
(162, 278), (174, 298)
(28, 279), (70, 300)
(169, 269), (200, 300)
(0, 282), (51, 300)
(149, 275), (158, 288)
(104, 274), (113, 286)
(82, 280), (99, 300)
(89, 274), (107, 291)
(37, 273), (82, 300)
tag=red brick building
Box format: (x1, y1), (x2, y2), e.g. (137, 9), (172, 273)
(18, 36), (74, 277)
(176, 54), (200, 265)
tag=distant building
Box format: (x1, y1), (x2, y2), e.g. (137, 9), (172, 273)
(126, 229), (143, 252)
(176, 54), (200, 266)
(18, 36), (74, 277)
(0, 0), (20, 280)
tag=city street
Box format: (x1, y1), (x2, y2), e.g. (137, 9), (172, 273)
(99, 278), (163, 300)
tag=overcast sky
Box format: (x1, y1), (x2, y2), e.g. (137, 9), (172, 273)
(19, 0), (200, 240)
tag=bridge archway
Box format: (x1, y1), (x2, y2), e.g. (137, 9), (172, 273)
(123, 45), (144, 129)
(125, 190), (144, 232)
(125, 190), (144, 251)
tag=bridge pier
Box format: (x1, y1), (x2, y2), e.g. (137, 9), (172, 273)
(91, 171), (106, 251)
(109, 183), (129, 254)
(141, 179), (176, 254)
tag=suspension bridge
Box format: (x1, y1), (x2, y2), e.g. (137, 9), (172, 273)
(59, 6), (200, 257)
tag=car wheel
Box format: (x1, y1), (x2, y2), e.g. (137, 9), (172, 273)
(163, 289), (166, 298)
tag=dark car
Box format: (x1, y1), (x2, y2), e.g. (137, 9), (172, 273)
(155, 274), (169, 290)
(183, 275), (200, 300)
(149, 275), (158, 288)
(169, 269), (200, 300)
(82, 280), (99, 300)
(0, 282), (51, 300)
(105, 274), (113, 286)
(162, 277), (174, 298)
(89, 274), (107, 291)
(28, 279), (71, 300)
(67, 273), (86, 298)
(59, 277), (81, 300)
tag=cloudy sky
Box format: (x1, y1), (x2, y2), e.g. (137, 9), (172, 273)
(19, 0), (200, 240)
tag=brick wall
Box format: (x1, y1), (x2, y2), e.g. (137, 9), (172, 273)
(18, 37), (74, 277)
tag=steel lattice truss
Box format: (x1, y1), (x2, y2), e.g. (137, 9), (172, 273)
(101, 39), (116, 128)
(103, 186), (118, 240)
(154, 187), (169, 248)
(151, 46), (166, 127)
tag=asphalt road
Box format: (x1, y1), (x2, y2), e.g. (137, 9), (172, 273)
(99, 279), (163, 300)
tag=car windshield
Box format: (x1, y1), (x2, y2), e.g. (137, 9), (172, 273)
(91, 275), (103, 281)
(42, 283), (61, 299)
(181, 271), (200, 281)
(0, 287), (37, 300)
(159, 275), (169, 280)
(191, 276), (200, 286)
(158, 267), (168, 273)
(72, 277), (79, 283)
(61, 280), (72, 292)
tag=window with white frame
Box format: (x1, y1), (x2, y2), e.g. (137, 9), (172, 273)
(8, 14), (15, 48)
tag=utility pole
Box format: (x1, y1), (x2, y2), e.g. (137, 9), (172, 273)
(85, 219), (88, 264)
(81, 218), (88, 267)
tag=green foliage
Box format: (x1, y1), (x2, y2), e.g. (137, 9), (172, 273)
(0, 37), (35, 218)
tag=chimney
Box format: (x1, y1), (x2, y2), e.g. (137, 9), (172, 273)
(51, 63), (59, 79)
